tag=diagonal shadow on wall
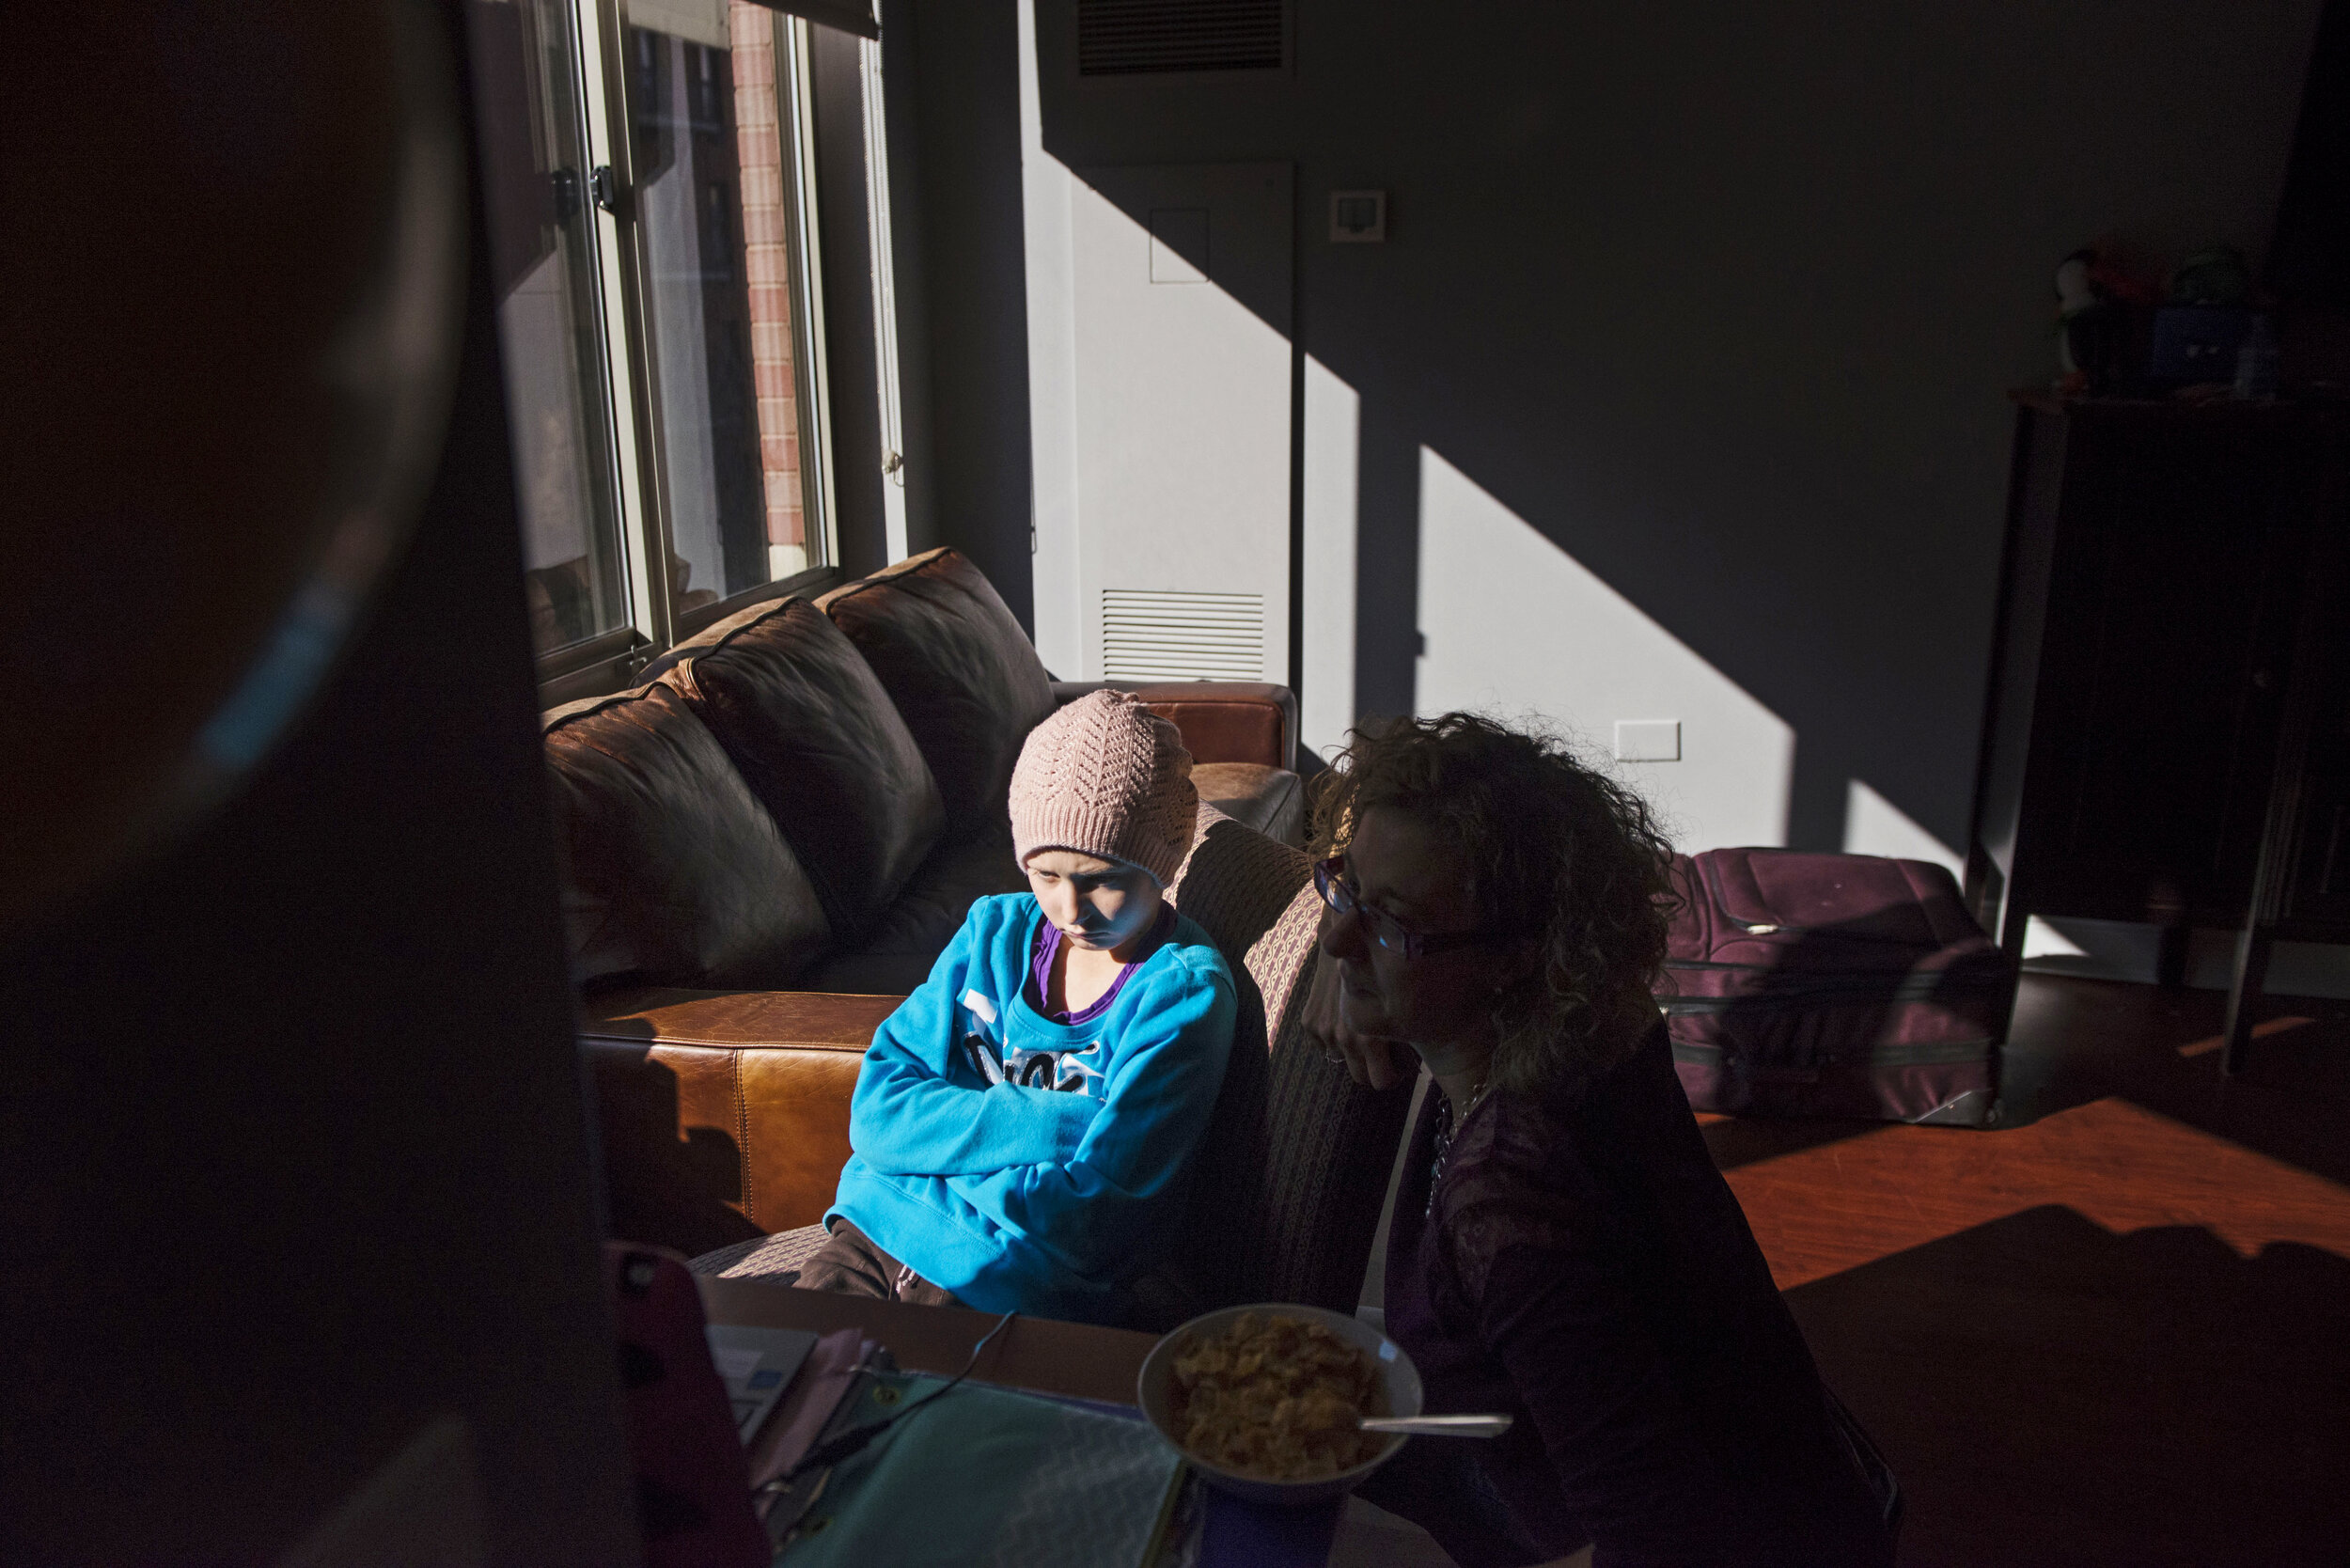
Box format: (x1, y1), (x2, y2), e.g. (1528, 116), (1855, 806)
(1026, 0), (2322, 854)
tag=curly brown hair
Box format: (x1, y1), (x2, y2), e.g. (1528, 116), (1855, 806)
(1307, 712), (1677, 1098)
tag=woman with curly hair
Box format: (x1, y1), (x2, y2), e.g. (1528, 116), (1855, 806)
(1303, 713), (1893, 1568)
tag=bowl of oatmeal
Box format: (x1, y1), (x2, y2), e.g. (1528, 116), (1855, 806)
(1136, 1303), (1425, 1505)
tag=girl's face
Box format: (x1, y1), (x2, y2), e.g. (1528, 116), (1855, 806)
(1025, 849), (1163, 957)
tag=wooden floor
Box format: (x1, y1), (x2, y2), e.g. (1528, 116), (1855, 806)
(1709, 974), (2350, 1567)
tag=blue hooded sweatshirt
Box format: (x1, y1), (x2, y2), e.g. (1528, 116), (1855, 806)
(828, 893), (1237, 1322)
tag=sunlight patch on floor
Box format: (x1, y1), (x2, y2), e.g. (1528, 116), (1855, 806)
(2176, 1015), (2314, 1058)
(1724, 1096), (2350, 1290)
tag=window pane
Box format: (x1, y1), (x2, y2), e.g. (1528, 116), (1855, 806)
(628, 3), (817, 620)
(466, 0), (632, 656)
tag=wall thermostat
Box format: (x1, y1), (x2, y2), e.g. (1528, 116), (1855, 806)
(1330, 190), (1386, 243)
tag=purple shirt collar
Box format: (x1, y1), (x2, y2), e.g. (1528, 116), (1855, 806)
(1026, 903), (1176, 1026)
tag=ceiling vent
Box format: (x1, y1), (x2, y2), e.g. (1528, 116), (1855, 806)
(1076, 0), (1289, 78)
(1102, 588), (1265, 681)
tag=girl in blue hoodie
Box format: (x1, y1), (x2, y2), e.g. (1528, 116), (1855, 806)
(802, 690), (1238, 1324)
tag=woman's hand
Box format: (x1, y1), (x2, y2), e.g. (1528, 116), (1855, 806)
(1301, 908), (1410, 1090)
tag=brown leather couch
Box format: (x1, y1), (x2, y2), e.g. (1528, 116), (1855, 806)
(545, 549), (1301, 1000)
(548, 548), (1406, 1321)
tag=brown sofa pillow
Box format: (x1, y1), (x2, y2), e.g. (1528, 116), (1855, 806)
(819, 548), (1057, 837)
(663, 597), (946, 947)
(543, 682), (833, 991)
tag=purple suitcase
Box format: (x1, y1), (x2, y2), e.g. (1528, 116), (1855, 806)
(1657, 848), (2015, 1125)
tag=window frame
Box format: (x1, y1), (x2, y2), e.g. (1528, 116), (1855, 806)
(528, 0), (845, 697)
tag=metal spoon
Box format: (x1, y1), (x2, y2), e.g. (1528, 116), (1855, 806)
(1357, 1413), (1513, 1438)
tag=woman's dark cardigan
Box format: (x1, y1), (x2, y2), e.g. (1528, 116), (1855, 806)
(1371, 1021), (1894, 1568)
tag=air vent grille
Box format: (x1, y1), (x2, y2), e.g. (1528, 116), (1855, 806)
(1102, 588), (1264, 682)
(1077, 0), (1287, 77)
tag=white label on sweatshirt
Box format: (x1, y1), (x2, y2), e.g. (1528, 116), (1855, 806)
(962, 989), (997, 1028)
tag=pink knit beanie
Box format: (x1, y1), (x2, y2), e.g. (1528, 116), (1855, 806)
(1010, 690), (1198, 887)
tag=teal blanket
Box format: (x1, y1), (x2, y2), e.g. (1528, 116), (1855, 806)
(778, 1372), (1183, 1568)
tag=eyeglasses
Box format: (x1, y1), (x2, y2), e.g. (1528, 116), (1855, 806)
(1312, 856), (1510, 960)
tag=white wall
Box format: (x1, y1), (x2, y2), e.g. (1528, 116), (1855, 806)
(1016, 0), (1082, 674)
(1028, 0), (2325, 854)
(1415, 447), (1795, 852)
(1299, 354), (1359, 759)
(1843, 778), (1964, 874)
(1066, 165), (1292, 682)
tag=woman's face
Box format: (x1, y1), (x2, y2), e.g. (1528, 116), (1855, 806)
(1025, 849), (1163, 956)
(1321, 806), (1505, 1052)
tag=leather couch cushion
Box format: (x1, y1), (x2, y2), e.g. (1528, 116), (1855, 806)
(1192, 761), (1304, 846)
(662, 596), (946, 947)
(544, 683), (833, 991)
(803, 821), (1027, 995)
(819, 548), (1057, 836)
(580, 988), (902, 1250)
(1053, 681), (1296, 772)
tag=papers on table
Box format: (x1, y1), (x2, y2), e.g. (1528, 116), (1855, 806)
(704, 1324), (819, 1444)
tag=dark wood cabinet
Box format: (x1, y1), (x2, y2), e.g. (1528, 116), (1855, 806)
(1966, 394), (2350, 1023)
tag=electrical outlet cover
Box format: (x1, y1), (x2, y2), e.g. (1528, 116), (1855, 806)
(1614, 720), (1681, 762)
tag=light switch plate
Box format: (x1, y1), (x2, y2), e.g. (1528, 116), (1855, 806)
(1614, 720), (1681, 762)
(1330, 190), (1386, 243)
